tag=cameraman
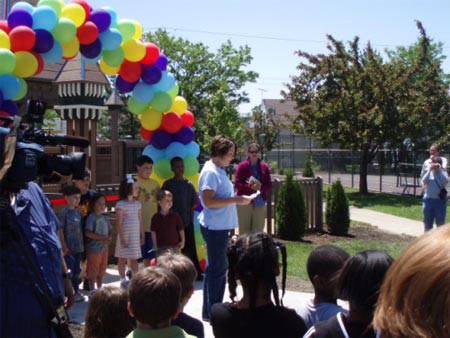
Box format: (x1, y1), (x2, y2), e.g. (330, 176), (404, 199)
(0, 181), (75, 337)
(420, 156), (449, 232)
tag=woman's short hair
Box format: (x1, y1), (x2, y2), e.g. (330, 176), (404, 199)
(84, 285), (135, 338)
(210, 134), (236, 158)
(373, 225), (450, 338)
(337, 250), (393, 312)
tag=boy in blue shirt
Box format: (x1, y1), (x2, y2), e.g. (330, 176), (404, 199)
(58, 185), (85, 302)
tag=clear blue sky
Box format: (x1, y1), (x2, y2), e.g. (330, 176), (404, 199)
(89, 0), (450, 115)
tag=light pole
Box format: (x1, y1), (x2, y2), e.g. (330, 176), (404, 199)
(259, 133), (266, 162)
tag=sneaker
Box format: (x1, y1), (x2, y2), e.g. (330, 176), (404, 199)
(75, 292), (85, 303)
(120, 279), (130, 289)
(126, 270), (133, 280)
(88, 289), (97, 300)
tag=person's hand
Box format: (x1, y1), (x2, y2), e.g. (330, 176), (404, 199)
(178, 240), (185, 249)
(62, 247), (70, 256)
(237, 195), (253, 205)
(120, 237), (127, 248)
(63, 278), (75, 309)
(140, 232), (145, 246)
(251, 182), (261, 191)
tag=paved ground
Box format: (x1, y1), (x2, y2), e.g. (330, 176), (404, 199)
(68, 207), (422, 338)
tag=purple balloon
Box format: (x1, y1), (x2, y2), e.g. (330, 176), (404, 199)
(173, 126), (194, 144)
(0, 91), (3, 107)
(151, 130), (172, 149)
(154, 53), (168, 71)
(80, 39), (102, 59)
(1, 100), (19, 116)
(89, 9), (111, 33)
(141, 64), (162, 85)
(115, 75), (138, 93)
(8, 8), (33, 28)
(33, 29), (54, 54)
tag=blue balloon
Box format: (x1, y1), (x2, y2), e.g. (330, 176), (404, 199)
(151, 130), (172, 149)
(155, 53), (168, 71)
(0, 75), (20, 100)
(173, 126), (194, 144)
(8, 8), (33, 28)
(142, 144), (166, 162)
(98, 28), (122, 51)
(102, 6), (118, 27)
(32, 6), (58, 31)
(1, 100), (19, 116)
(141, 64), (162, 85)
(185, 141), (200, 158)
(152, 71), (176, 92)
(115, 75), (138, 93)
(133, 82), (155, 104)
(80, 39), (102, 59)
(11, 2), (35, 14)
(33, 29), (54, 54)
(82, 54), (102, 64)
(41, 41), (63, 64)
(166, 142), (187, 159)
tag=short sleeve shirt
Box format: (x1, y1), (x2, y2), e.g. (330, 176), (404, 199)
(84, 213), (112, 254)
(59, 208), (84, 254)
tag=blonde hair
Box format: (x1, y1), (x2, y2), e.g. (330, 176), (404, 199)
(373, 225), (450, 338)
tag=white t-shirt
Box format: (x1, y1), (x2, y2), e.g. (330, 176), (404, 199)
(296, 299), (348, 329)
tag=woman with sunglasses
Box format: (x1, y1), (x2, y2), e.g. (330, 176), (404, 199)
(235, 143), (273, 234)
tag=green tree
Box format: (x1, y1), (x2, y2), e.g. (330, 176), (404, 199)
(283, 22), (450, 194)
(325, 180), (350, 235)
(276, 173), (307, 240)
(143, 30), (258, 151)
(302, 152), (314, 177)
(244, 105), (282, 156)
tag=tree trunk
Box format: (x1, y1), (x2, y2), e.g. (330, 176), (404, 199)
(359, 145), (370, 194)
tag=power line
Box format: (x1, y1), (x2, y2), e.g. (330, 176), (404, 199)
(146, 26), (450, 49)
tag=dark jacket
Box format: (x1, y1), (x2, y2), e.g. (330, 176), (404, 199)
(234, 158), (272, 201)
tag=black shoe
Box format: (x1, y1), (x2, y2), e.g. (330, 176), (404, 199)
(126, 270), (133, 280)
(83, 279), (90, 291)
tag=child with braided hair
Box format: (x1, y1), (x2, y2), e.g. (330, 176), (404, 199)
(211, 232), (307, 337)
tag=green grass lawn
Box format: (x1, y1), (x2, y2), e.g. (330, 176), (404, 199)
(285, 233), (411, 279)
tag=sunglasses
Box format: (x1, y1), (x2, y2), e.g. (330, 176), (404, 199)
(248, 150), (259, 154)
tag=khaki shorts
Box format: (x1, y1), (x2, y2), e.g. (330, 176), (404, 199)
(86, 250), (108, 279)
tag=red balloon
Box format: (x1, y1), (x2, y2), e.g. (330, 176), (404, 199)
(181, 110), (195, 127)
(119, 60), (142, 83)
(9, 25), (35, 51)
(31, 51), (44, 76)
(199, 258), (206, 272)
(140, 127), (154, 141)
(77, 21), (99, 45)
(0, 110), (12, 125)
(70, 0), (91, 21)
(0, 20), (10, 34)
(141, 42), (160, 65)
(161, 112), (183, 134)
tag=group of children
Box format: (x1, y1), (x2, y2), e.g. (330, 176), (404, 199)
(58, 155), (191, 299)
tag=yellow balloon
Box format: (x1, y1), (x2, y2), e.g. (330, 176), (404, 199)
(0, 30), (10, 49)
(131, 20), (143, 39)
(122, 38), (146, 62)
(150, 172), (166, 187)
(140, 108), (162, 131)
(13, 51), (37, 78)
(61, 3), (86, 28)
(61, 38), (80, 59)
(99, 58), (121, 75)
(186, 173), (200, 192)
(170, 96), (188, 114)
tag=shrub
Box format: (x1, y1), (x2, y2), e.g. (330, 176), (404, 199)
(276, 173), (307, 240)
(325, 179), (350, 235)
(302, 152), (315, 177)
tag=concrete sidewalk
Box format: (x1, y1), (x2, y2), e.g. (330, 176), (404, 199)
(350, 206), (423, 237)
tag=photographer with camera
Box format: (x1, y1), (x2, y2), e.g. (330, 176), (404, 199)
(420, 156), (449, 232)
(0, 100), (90, 337)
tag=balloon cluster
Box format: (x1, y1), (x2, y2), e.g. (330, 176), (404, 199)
(0, 0), (200, 187)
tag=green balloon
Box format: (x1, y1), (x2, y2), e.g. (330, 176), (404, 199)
(150, 92), (172, 113)
(117, 19), (135, 42)
(127, 97), (148, 115)
(184, 156), (200, 177)
(154, 158), (172, 179)
(52, 18), (77, 43)
(38, 0), (63, 17)
(168, 82), (179, 98)
(0, 48), (16, 75)
(13, 78), (28, 101)
(102, 47), (125, 67)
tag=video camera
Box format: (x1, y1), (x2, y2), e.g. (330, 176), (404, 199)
(0, 100), (90, 192)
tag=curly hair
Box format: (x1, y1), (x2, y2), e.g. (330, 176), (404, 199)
(227, 232), (287, 308)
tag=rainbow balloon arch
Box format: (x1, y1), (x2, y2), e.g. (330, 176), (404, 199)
(0, 0), (200, 189)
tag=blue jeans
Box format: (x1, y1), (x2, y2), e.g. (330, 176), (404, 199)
(64, 252), (82, 292)
(200, 226), (230, 320)
(423, 198), (447, 232)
